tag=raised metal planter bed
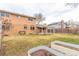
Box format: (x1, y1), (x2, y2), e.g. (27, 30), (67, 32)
(51, 41), (79, 56)
(28, 41), (79, 56)
(28, 46), (65, 56)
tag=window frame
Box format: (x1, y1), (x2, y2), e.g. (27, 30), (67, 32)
(30, 26), (35, 30)
(28, 17), (33, 21)
(24, 26), (27, 30)
(16, 15), (21, 18)
(0, 12), (10, 17)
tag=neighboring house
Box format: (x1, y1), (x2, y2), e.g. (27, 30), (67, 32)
(48, 20), (66, 33)
(65, 20), (79, 34)
(0, 10), (36, 35)
(48, 20), (79, 34)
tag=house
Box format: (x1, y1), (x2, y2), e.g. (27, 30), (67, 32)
(64, 20), (79, 34)
(0, 10), (48, 36)
(48, 20), (66, 33)
(48, 20), (79, 34)
(0, 10), (36, 35)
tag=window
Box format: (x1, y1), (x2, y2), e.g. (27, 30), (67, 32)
(6, 13), (9, 17)
(2, 25), (6, 31)
(2, 23), (11, 31)
(28, 18), (33, 21)
(16, 15), (21, 18)
(0, 12), (10, 17)
(32, 27), (35, 30)
(48, 29), (51, 33)
(1, 12), (5, 16)
(30, 26), (35, 30)
(24, 26), (35, 30)
(24, 26), (27, 29)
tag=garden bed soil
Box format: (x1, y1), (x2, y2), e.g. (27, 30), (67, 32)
(31, 49), (56, 56)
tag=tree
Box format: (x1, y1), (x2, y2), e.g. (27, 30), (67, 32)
(34, 13), (45, 25)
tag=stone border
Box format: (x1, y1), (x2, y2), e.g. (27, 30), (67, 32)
(28, 46), (65, 56)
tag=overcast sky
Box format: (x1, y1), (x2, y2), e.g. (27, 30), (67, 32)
(0, 0), (79, 24)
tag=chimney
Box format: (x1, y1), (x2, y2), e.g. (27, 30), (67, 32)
(61, 20), (64, 33)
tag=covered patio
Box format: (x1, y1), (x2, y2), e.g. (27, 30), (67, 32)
(36, 25), (47, 34)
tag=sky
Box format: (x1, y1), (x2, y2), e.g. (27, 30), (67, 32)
(0, 0), (79, 24)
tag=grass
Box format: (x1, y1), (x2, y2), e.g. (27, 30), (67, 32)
(2, 33), (79, 56)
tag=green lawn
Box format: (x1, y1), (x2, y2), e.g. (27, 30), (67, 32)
(3, 33), (79, 56)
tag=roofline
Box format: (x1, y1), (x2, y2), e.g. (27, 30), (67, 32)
(0, 9), (36, 19)
(48, 22), (61, 26)
(48, 21), (67, 26)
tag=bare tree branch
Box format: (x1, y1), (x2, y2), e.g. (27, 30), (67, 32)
(34, 13), (45, 25)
